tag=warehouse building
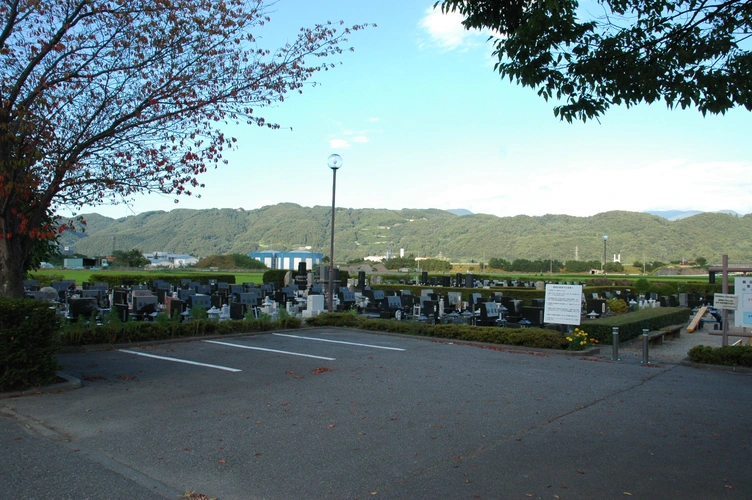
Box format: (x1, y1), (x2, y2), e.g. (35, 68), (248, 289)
(249, 250), (322, 270)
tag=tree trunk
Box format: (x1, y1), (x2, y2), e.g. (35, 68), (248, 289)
(0, 218), (30, 299)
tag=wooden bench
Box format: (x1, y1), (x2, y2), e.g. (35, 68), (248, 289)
(646, 325), (683, 346)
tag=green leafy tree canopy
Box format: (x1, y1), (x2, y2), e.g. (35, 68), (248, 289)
(111, 249), (150, 268)
(437, 0), (752, 122)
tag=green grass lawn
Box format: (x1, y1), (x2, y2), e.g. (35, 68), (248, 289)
(29, 269), (266, 285)
(28, 267), (709, 288)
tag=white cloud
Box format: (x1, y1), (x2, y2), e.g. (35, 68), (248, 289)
(352, 135), (370, 144)
(418, 6), (484, 50)
(329, 139), (351, 149)
(423, 159), (752, 218)
(367, 117), (380, 123)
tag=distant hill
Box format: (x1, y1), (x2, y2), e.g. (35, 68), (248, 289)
(646, 209), (741, 221)
(60, 204), (752, 264)
(446, 209), (473, 216)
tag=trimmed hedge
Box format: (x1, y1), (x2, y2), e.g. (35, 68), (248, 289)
(688, 345), (752, 367)
(580, 307), (691, 345)
(371, 284), (546, 304)
(88, 272), (236, 288)
(371, 284), (636, 305)
(263, 269), (291, 288)
(61, 315), (302, 347)
(304, 312), (568, 350)
(0, 299), (61, 392)
(263, 269), (350, 289)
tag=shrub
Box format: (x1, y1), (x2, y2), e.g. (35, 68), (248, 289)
(87, 272), (236, 288)
(304, 313), (569, 349)
(688, 345), (752, 367)
(606, 298), (628, 314)
(634, 278), (650, 294)
(0, 299), (61, 391)
(263, 269), (289, 288)
(29, 273), (64, 287)
(59, 315), (302, 347)
(584, 307), (691, 344)
(305, 312), (361, 328)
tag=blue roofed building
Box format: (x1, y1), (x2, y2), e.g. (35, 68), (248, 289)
(249, 250), (322, 270)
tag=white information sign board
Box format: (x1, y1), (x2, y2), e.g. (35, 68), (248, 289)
(734, 277), (752, 327)
(544, 284), (583, 326)
(713, 293), (738, 310)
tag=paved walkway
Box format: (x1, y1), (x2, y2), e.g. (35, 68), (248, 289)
(613, 323), (750, 365)
(1, 326), (751, 499)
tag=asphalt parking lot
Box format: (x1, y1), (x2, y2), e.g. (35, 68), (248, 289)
(2, 328), (751, 499)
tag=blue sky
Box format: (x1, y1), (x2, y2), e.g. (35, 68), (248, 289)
(70, 0), (751, 220)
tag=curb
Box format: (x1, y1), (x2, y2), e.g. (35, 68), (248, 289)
(0, 372), (82, 400)
(316, 326), (599, 356)
(679, 359), (752, 374)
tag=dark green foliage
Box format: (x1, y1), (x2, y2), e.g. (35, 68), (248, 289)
(646, 261), (666, 272)
(383, 254), (417, 269)
(634, 278), (651, 294)
(565, 260), (601, 273)
(0, 299), (61, 391)
(190, 304), (208, 320)
(305, 312), (362, 328)
(606, 298), (628, 314)
(262, 269), (349, 289)
(305, 313), (568, 349)
(32, 273), (65, 287)
(648, 281), (678, 296)
(437, 0), (752, 122)
(583, 308), (691, 344)
(416, 259), (452, 272)
(111, 249), (151, 268)
(605, 262), (624, 273)
(195, 254), (266, 269)
(263, 270), (290, 288)
(509, 258), (563, 273)
(487, 257), (510, 270)
(688, 345), (752, 367)
(372, 283), (635, 306)
(87, 272), (236, 288)
(61, 316), (302, 347)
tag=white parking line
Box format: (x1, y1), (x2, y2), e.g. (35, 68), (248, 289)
(203, 340), (337, 361)
(272, 333), (406, 351)
(119, 349), (242, 372)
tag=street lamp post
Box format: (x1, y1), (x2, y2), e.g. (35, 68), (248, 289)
(602, 234), (609, 277)
(327, 154), (342, 312)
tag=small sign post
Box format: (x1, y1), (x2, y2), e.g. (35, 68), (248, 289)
(713, 293), (738, 310)
(544, 284), (583, 326)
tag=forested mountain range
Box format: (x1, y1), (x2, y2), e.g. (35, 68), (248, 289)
(60, 204), (752, 265)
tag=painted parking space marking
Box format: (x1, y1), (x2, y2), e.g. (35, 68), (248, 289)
(272, 333), (406, 351)
(119, 349), (242, 372)
(203, 340), (337, 361)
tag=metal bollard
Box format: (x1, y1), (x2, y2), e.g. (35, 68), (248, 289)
(641, 328), (649, 364)
(612, 326), (620, 361)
